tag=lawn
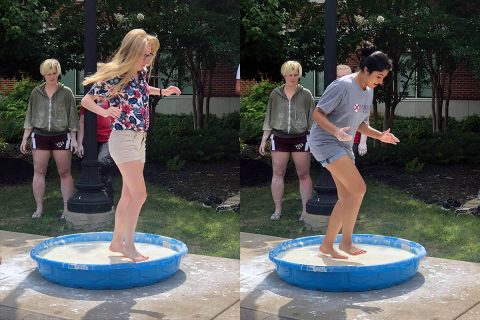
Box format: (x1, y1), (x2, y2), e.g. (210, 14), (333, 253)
(241, 179), (480, 263)
(0, 173), (239, 259)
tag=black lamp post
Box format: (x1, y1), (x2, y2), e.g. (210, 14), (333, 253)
(67, 0), (112, 221)
(306, 0), (338, 216)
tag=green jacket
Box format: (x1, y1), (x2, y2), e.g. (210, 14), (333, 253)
(263, 84), (315, 136)
(24, 83), (79, 133)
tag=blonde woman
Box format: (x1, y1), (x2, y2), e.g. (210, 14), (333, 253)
(259, 61), (315, 221)
(20, 59), (79, 219)
(81, 29), (181, 262)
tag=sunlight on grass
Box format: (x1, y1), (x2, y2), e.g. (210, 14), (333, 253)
(241, 179), (480, 263)
(0, 176), (239, 259)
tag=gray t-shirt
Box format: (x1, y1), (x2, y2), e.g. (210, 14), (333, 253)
(309, 73), (372, 161)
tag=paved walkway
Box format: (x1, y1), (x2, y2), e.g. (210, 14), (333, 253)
(0, 230), (239, 320)
(240, 232), (480, 320)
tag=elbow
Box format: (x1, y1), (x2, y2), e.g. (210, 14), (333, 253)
(81, 96), (91, 110)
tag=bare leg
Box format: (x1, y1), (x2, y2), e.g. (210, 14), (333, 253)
(113, 160), (148, 262)
(52, 150), (73, 218)
(319, 156), (367, 259)
(291, 152), (312, 217)
(32, 150), (51, 218)
(271, 151), (290, 217)
(109, 179), (131, 253)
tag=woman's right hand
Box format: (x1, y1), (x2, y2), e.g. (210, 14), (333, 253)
(334, 127), (353, 142)
(20, 139), (28, 154)
(102, 106), (122, 118)
(259, 140), (267, 156)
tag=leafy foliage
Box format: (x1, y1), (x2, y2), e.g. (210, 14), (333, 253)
(241, 0), (324, 81)
(147, 114), (239, 164)
(240, 81), (278, 143)
(0, 79), (39, 142)
(363, 116), (480, 166)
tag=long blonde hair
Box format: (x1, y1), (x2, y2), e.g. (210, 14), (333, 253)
(83, 29), (160, 94)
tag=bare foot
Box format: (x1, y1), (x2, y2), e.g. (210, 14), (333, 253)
(109, 241), (124, 254)
(59, 210), (67, 220)
(31, 210), (42, 219)
(319, 245), (349, 259)
(122, 245), (149, 262)
(339, 243), (367, 255)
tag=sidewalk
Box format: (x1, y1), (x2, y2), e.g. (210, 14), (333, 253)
(240, 232), (480, 320)
(0, 230), (239, 320)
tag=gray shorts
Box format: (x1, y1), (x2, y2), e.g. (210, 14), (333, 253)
(316, 150), (348, 167)
(108, 130), (146, 164)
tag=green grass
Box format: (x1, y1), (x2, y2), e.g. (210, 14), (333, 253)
(0, 175), (239, 259)
(241, 180), (480, 263)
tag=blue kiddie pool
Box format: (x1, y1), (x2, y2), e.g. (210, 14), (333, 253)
(30, 232), (188, 290)
(269, 234), (426, 292)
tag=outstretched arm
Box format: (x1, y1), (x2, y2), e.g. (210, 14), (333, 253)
(357, 122), (400, 144)
(148, 85), (181, 96)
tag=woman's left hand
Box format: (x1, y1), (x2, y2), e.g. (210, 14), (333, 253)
(379, 128), (400, 145)
(162, 86), (181, 96)
(70, 140), (79, 153)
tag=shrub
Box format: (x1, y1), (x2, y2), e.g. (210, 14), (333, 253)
(166, 155), (186, 172)
(362, 116), (480, 165)
(240, 81), (278, 143)
(0, 79), (39, 143)
(146, 114), (239, 164)
(405, 158), (424, 173)
(462, 114), (480, 133)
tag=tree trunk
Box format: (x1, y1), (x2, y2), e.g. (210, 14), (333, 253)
(383, 101), (394, 131)
(205, 68), (213, 128)
(435, 80), (443, 133)
(444, 71), (453, 132)
(192, 81), (198, 129)
(431, 79), (437, 133)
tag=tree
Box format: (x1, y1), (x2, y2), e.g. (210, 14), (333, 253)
(241, 0), (325, 82)
(336, 0), (421, 131)
(409, 1), (480, 133)
(3, 1), (238, 130)
(0, 0), (52, 79)
(159, 0), (239, 129)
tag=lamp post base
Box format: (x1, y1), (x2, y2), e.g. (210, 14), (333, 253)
(65, 208), (114, 231)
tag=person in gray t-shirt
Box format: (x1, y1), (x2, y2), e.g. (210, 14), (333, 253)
(309, 46), (400, 259)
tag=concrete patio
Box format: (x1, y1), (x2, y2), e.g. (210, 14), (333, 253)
(0, 230), (239, 320)
(240, 232), (480, 320)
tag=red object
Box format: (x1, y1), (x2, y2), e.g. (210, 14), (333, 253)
(354, 131), (361, 144)
(80, 102), (112, 143)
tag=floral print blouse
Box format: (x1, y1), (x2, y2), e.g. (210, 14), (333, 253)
(87, 67), (150, 132)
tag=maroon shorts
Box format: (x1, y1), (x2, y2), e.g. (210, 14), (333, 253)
(270, 134), (309, 152)
(31, 132), (72, 151)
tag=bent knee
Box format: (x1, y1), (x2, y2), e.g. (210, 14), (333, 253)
(351, 181), (366, 198)
(131, 190), (147, 203)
